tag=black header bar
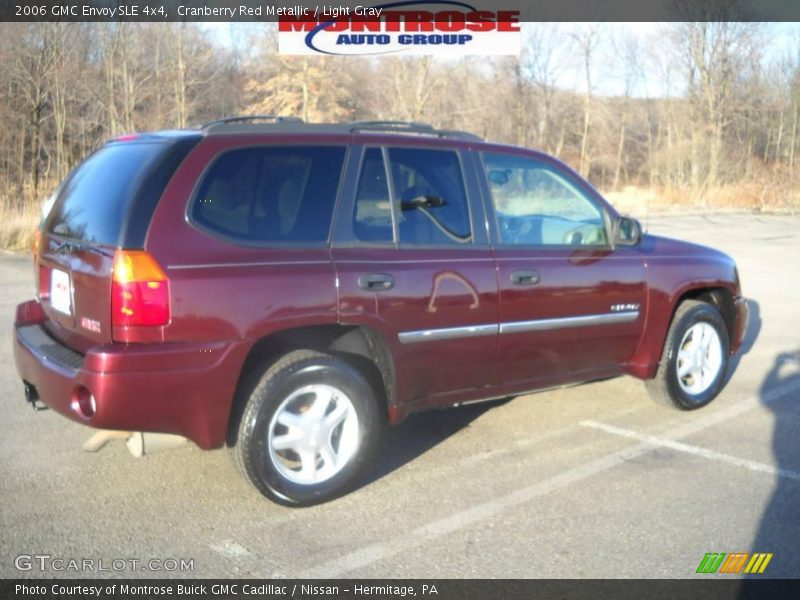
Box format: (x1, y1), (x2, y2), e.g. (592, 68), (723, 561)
(1, 0), (799, 22)
(4, 579), (800, 600)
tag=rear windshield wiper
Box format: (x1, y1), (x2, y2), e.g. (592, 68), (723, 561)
(48, 238), (113, 257)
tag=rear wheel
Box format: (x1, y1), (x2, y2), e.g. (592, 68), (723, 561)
(645, 300), (730, 410)
(230, 350), (380, 506)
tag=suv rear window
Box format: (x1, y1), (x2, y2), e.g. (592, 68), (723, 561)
(190, 146), (346, 245)
(44, 142), (168, 246)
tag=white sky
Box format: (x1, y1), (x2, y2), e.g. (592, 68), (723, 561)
(200, 22), (800, 99)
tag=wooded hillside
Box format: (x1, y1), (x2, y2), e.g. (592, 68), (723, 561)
(1, 22), (798, 247)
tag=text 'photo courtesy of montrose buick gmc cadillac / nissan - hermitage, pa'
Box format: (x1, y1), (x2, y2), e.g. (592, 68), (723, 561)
(13, 117), (748, 506)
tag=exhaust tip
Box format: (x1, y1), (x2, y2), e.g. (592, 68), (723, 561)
(24, 381), (48, 411)
(23, 381), (40, 402)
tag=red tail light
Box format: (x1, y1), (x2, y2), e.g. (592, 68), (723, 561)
(111, 250), (170, 327)
(38, 265), (51, 300)
(33, 230), (47, 299)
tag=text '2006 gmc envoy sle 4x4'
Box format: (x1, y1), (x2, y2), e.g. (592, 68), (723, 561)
(14, 117), (749, 506)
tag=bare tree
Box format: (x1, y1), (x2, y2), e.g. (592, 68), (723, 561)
(2, 20), (800, 239)
(522, 24), (567, 155)
(677, 21), (760, 187)
(611, 29), (644, 190)
(570, 26), (599, 178)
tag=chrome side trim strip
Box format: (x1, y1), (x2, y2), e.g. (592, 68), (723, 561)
(398, 324), (498, 344)
(167, 260), (330, 270)
(499, 310), (639, 334)
(335, 258), (493, 265)
(398, 310), (639, 344)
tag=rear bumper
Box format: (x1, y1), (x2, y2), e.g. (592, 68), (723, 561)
(13, 300), (247, 449)
(731, 296), (749, 354)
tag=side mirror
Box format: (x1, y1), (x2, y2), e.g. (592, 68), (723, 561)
(488, 170), (509, 186)
(614, 216), (642, 246)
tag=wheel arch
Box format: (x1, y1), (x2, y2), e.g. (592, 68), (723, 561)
(226, 324), (395, 447)
(672, 286), (737, 345)
(627, 283), (738, 380)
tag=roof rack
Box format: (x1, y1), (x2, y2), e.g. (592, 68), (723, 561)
(199, 116), (483, 142)
(349, 120), (436, 133)
(349, 120), (483, 142)
(200, 115), (304, 131)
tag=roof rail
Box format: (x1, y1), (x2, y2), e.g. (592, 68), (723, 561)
(349, 120), (483, 141)
(200, 115), (304, 130)
(349, 120), (436, 133)
(197, 116), (483, 142)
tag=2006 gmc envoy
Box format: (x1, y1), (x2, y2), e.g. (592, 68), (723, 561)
(13, 117), (749, 505)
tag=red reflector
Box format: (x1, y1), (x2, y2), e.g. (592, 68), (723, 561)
(71, 385), (96, 419)
(33, 229), (42, 298)
(114, 134), (140, 142)
(38, 265), (51, 300)
(111, 250), (170, 328)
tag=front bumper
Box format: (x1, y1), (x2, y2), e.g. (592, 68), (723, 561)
(13, 300), (247, 449)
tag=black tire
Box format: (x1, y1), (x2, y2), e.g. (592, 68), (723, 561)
(645, 300), (730, 410)
(230, 350), (380, 506)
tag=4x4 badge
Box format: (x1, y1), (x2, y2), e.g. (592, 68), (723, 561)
(611, 303), (640, 312)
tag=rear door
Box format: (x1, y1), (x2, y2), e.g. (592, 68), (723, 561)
(38, 139), (194, 351)
(480, 151), (647, 387)
(145, 139), (347, 347)
(332, 144), (498, 407)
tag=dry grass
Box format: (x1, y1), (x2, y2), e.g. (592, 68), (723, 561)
(0, 179), (796, 252)
(0, 202), (40, 252)
(604, 182), (800, 220)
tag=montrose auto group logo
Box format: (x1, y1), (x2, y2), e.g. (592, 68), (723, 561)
(278, 1), (521, 56)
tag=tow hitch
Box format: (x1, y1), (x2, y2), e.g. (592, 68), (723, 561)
(24, 382), (48, 411)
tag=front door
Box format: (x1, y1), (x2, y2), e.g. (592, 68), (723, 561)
(480, 151), (647, 388)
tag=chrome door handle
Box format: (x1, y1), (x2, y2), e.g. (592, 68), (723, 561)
(358, 273), (395, 291)
(510, 270), (540, 286)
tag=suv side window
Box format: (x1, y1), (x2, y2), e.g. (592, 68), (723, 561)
(44, 142), (165, 245)
(387, 148), (472, 245)
(483, 153), (608, 247)
(353, 148), (393, 243)
(191, 146), (345, 244)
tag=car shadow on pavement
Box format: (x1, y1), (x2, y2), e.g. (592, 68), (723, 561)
(726, 299), (761, 386)
(356, 398), (512, 491)
(745, 349), (800, 581)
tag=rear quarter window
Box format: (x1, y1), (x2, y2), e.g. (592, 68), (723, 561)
(190, 146), (346, 245)
(44, 142), (167, 246)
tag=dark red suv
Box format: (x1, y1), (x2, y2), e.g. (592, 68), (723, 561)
(14, 118), (749, 505)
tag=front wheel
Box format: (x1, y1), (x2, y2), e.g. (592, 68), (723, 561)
(231, 350), (380, 506)
(645, 300), (731, 410)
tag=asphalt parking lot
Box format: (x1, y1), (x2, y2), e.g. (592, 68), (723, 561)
(1, 212), (799, 579)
